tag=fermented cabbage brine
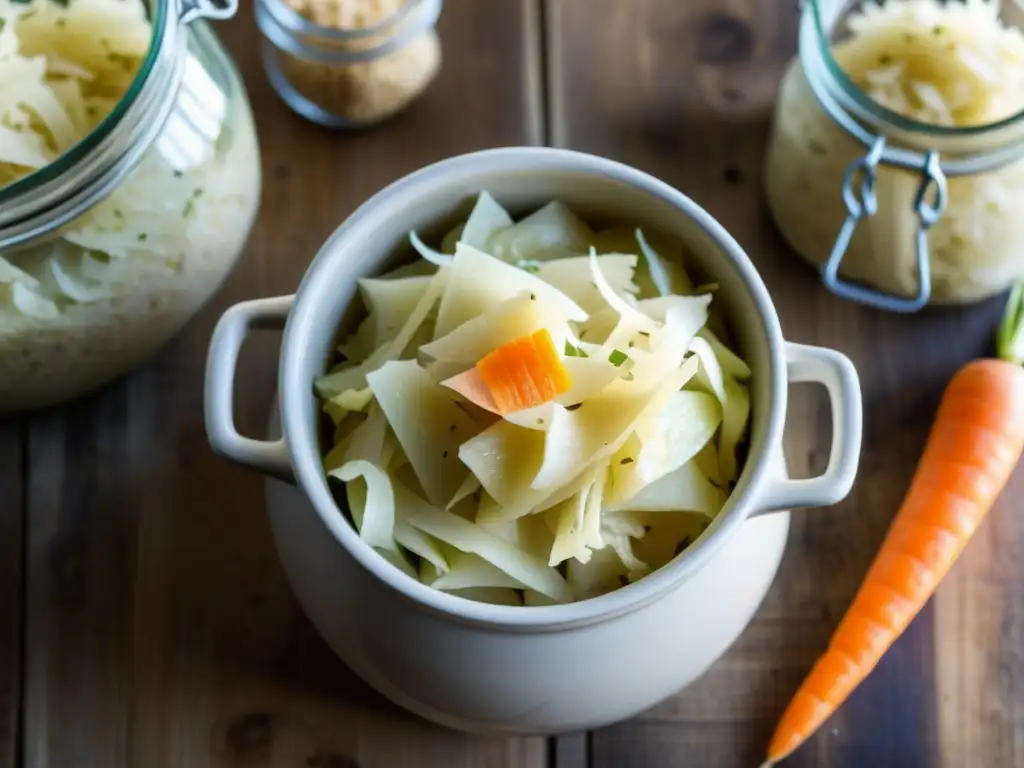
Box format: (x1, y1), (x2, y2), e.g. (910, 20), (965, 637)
(0, 0), (261, 411)
(764, 0), (1024, 311)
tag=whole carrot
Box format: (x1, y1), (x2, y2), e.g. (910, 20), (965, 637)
(763, 283), (1024, 766)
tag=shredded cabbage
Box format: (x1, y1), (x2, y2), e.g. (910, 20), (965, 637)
(0, 0), (249, 319)
(314, 193), (754, 605)
(331, 460), (397, 552)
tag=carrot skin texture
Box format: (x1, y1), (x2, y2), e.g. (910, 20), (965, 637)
(767, 359), (1024, 764)
(476, 329), (571, 415)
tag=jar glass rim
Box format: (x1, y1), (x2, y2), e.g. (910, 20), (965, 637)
(260, 0), (429, 42)
(808, 0), (1024, 138)
(0, 0), (169, 207)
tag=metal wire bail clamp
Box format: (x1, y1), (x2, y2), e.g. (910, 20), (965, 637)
(821, 139), (947, 313)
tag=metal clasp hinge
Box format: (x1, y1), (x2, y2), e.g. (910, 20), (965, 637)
(179, 0), (238, 25)
(821, 135), (947, 313)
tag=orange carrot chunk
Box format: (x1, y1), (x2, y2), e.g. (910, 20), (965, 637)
(763, 283), (1024, 767)
(476, 329), (572, 415)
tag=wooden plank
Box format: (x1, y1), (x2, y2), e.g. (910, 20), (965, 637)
(547, 0), (1020, 766)
(934, 465), (1024, 768)
(0, 422), (23, 768)
(21, 2), (546, 767)
(549, 733), (588, 768)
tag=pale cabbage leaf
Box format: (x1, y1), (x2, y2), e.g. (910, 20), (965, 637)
(530, 356), (699, 492)
(421, 291), (572, 367)
(459, 421), (546, 511)
(546, 470), (599, 567)
(460, 190), (514, 249)
(366, 360), (478, 508)
(719, 374), (751, 483)
(504, 355), (622, 431)
(609, 390), (722, 505)
(433, 243), (587, 339)
(315, 268), (448, 397)
(537, 254), (638, 316)
(358, 275), (433, 348)
(485, 200), (594, 262)
(429, 551), (527, 591)
(394, 481), (572, 602)
(612, 461), (726, 518)
(331, 460), (397, 552)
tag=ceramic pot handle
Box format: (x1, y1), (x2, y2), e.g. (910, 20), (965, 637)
(204, 295), (294, 482)
(755, 342), (863, 514)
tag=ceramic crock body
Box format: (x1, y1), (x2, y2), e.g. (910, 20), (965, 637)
(204, 147), (863, 735)
(263, 432), (790, 733)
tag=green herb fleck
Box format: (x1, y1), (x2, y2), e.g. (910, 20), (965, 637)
(564, 342), (589, 358)
(137, 233), (148, 242)
(529, 293), (536, 301)
(112, 208), (124, 220)
(932, 25), (944, 36)
(637, 331), (649, 337)
(627, 340), (635, 348)
(183, 200), (195, 219)
(608, 349), (630, 367)
(518, 259), (542, 274)
(536, 418), (544, 426)
(619, 457), (634, 465)
(878, 54), (892, 65)
(566, 403), (583, 412)
(173, 170), (184, 179)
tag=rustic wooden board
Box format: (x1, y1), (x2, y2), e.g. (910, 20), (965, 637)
(0, 422), (22, 768)
(547, 0), (1023, 766)
(19, 2), (547, 766)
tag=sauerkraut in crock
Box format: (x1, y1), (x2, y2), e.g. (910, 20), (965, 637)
(765, 0), (1024, 305)
(0, 0), (260, 411)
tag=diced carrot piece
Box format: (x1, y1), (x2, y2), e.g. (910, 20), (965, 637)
(530, 330), (572, 395)
(476, 329), (572, 415)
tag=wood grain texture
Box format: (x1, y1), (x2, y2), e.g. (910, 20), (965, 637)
(547, 0), (1022, 766)
(934, 466), (1024, 768)
(20, 2), (546, 767)
(0, 422), (22, 768)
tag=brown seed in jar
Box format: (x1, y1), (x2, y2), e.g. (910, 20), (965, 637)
(279, 0), (442, 125)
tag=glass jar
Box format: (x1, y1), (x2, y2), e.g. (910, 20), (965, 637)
(255, 0), (442, 129)
(764, 0), (1024, 312)
(0, 0), (261, 413)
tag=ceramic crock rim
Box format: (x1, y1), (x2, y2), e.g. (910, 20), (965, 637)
(278, 146), (789, 631)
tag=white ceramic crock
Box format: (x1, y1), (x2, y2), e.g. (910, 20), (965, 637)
(204, 148), (863, 735)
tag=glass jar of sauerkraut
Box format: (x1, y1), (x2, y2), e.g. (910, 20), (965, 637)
(764, 0), (1024, 312)
(0, 0), (261, 412)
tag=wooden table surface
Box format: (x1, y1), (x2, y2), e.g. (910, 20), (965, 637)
(3, 1), (1023, 766)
